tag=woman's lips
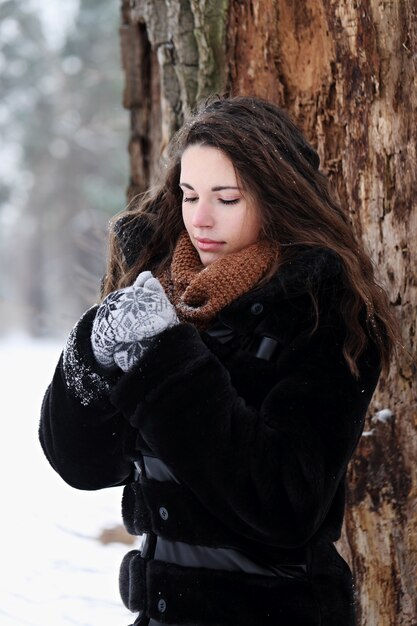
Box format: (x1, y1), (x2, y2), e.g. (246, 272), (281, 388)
(195, 237), (225, 251)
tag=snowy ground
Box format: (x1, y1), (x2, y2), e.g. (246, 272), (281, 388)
(0, 336), (137, 626)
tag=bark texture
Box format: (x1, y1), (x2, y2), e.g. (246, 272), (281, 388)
(120, 0), (228, 198)
(120, 1), (417, 623)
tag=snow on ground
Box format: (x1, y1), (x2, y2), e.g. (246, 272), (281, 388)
(0, 336), (137, 626)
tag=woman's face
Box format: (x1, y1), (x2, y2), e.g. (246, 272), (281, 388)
(180, 144), (262, 266)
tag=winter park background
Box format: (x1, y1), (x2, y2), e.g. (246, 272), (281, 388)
(0, 1), (137, 624)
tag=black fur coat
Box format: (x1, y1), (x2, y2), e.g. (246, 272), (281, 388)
(39, 246), (381, 626)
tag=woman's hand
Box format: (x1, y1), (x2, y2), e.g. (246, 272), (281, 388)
(91, 271), (178, 372)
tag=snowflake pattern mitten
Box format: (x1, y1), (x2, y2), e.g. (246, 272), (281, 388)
(91, 271), (178, 371)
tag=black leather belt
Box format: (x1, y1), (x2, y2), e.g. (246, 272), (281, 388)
(122, 478), (307, 565)
(121, 554), (318, 625)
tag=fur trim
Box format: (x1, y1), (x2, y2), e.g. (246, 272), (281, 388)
(62, 306), (120, 406)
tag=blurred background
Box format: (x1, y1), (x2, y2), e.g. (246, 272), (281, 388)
(0, 2), (135, 624)
(0, 0), (129, 340)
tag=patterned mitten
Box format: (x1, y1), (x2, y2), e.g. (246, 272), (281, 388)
(91, 271), (178, 372)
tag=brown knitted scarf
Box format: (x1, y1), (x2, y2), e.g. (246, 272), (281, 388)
(158, 231), (278, 329)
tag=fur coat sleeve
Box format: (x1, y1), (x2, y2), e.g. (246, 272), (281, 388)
(39, 306), (135, 489)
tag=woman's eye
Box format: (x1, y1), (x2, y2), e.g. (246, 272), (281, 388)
(182, 196), (240, 205)
(220, 198), (240, 205)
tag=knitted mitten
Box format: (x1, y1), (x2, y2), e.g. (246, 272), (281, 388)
(91, 271), (178, 372)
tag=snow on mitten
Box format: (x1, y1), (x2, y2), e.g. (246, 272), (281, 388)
(62, 306), (120, 406)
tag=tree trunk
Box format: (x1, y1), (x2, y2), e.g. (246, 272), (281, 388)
(120, 0), (228, 199)
(120, 1), (417, 623)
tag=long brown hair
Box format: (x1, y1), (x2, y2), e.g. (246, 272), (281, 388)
(102, 95), (401, 377)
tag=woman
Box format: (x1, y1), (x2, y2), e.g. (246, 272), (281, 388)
(39, 95), (398, 626)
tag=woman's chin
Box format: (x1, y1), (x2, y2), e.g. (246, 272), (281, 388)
(196, 250), (224, 266)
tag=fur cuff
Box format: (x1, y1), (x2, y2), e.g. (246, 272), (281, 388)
(62, 306), (121, 406)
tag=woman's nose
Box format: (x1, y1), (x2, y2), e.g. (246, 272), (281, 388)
(191, 200), (214, 227)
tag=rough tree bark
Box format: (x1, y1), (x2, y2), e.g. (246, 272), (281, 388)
(120, 0), (228, 199)
(120, 1), (417, 624)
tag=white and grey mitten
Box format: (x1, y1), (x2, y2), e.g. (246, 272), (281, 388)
(91, 271), (178, 372)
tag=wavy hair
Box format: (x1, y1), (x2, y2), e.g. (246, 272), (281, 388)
(102, 95), (401, 377)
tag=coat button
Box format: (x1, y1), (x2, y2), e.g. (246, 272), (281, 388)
(157, 598), (167, 613)
(251, 303), (264, 315)
(159, 506), (169, 521)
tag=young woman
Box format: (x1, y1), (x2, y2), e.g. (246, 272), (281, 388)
(39, 95), (398, 626)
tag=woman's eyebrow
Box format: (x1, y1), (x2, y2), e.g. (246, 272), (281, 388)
(179, 182), (240, 191)
(212, 185), (241, 191)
